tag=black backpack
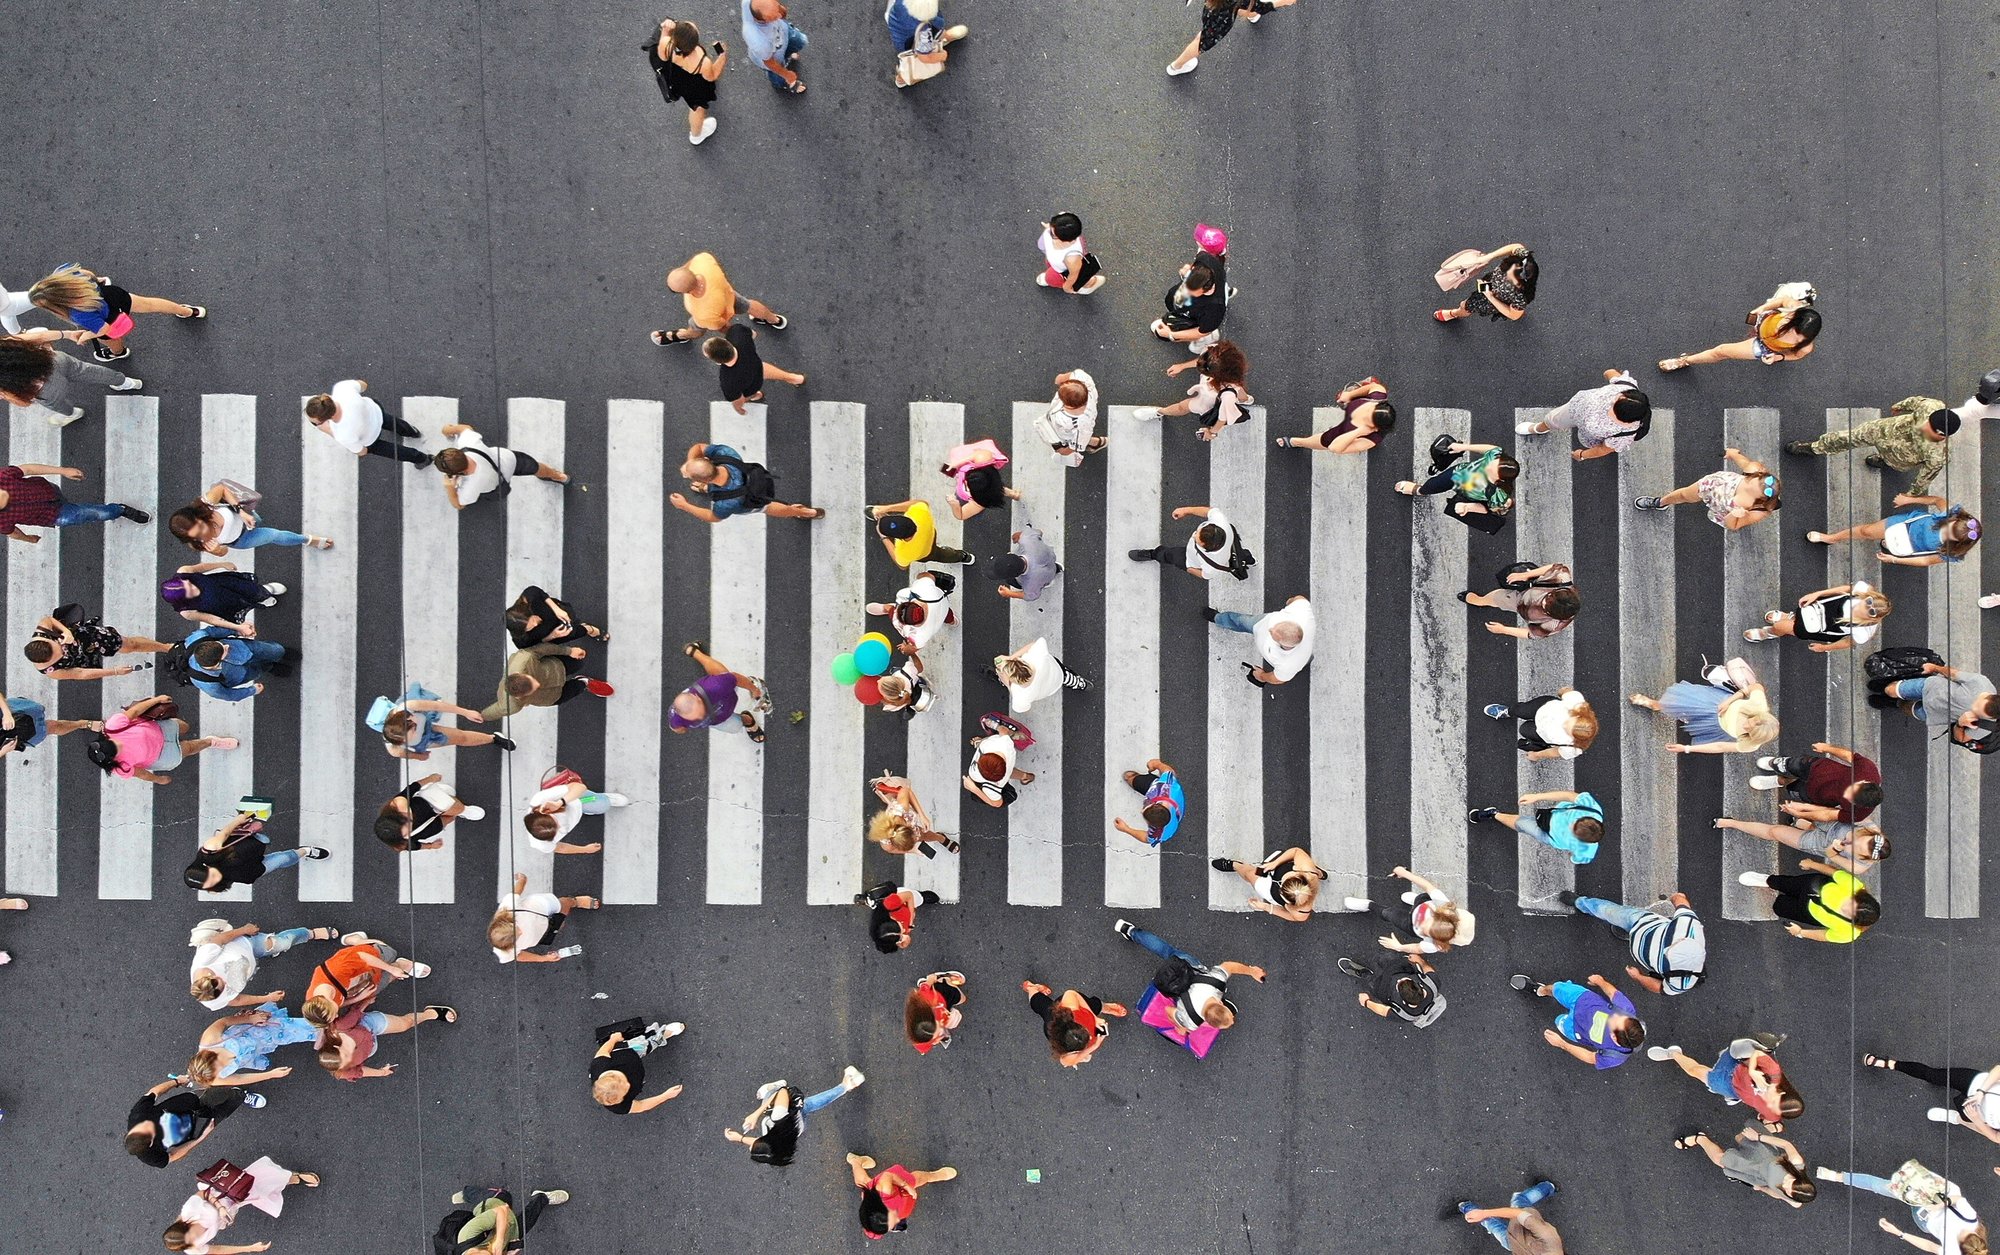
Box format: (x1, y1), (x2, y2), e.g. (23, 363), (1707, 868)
(708, 454), (778, 510)
(1864, 646), (1945, 682)
(161, 642), (197, 687)
(1977, 367), (2000, 407)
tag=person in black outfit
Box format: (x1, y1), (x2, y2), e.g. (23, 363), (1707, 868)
(161, 562), (285, 630)
(374, 775), (485, 852)
(646, 18), (726, 145)
(856, 880), (940, 953)
(504, 586), (605, 650)
(184, 812), (328, 892)
(1338, 954), (1447, 1027)
(703, 324), (805, 414)
(125, 1078), (258, 1167)
(589, 1020), (685, 1115)
(1151, 250), (1229, 350)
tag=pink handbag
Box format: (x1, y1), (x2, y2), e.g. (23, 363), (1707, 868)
(1434, 248), (1486, 291)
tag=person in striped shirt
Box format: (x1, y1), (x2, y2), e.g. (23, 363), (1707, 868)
(1561, 890), (1706, 996)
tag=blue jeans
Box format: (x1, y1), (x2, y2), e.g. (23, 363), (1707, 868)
(1474, 1181), (1556, 1248)
(1212, 610), (1257, 634)
(801, 1079), (848, 1115)
(262, 847), (304, 874)
(1574, 896), (1646, 933)
(762, 26), (808, 87)
(233, 527), (307, 549)
(1123, 925), (1203, 968)
(253, 927), (313, 957)
(55, 500), (126, 526)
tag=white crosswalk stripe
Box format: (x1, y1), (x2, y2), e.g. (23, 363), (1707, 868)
(2, 392), (1986, 923)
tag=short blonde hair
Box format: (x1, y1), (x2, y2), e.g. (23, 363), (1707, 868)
(869, 810), (918, 854)
(187, 1050), (222, 1087)
(487, 909), (518, 952)
(593, 1071), (630, 1106)
(190, 972), (223, 1003)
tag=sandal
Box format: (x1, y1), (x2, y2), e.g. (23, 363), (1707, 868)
(306, 535), (335, 550)
(801, 507), (826, 519)
(1432, 310), (1458, 323)
(1862, 1053), (1896, 1069)
(650, 329), (695, 345)
(295, 1172), (322, 1188)
(309, 927), (339, 942)
(1658, 356), (1690, 372)
(1672, 1133), (1703, 1151)
(1393, 481), (1418, 496)
(1805, 531), (1831, 544)
(1016, 770), (1036, 784)
(741, 715), (766, 743)
(1742, 627), (1775, 641)
(424, 1004), (459, 1024)
(573, 895), (602, 909)
(683, 641), (708, 658)
(1274, 436), (1292, 448)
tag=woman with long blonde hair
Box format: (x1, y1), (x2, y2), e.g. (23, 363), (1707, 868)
(27, 263), (203, 361)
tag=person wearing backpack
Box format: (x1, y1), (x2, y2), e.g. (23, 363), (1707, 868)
(1111, 919), (1266, 1032)
(1559, 889), (1706, 996)
(433, 421), (569, 509)
(1870, 657), (1998, 750)
(1813, 1162), (1988, 1254)
(177, 623), (294, 702)
(1339, 952), (1445, 1028)
(1129, 503), (1254, 582)
(1645, 1032), (1801, 1126)
(673, 441), (825, 522)
(434, 1184), (570, 1255)
(1460, 562), (1580, 639)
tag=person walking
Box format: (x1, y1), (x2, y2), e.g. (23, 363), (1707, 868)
(1751, 741), (1882, 819)
(1658, 282), (1821, 371)
(1135, 341), (1253, 441)
(1036, 368), (1104, 465)
(490, 871), (599, 964)
(0, 332), (142, 426)
(374, 775), (485, 852)
(1166, 0), (1298, 75)
(179, 623), (293, 702)
(1737, 863), (1881, 943)
(505, 586), (606, 649)
(26, 263), (203, 362)
(991, 520), (1060, 602)
(1344, 865), (1475, 954)
(1113, 757), (1186, 848)
(868, 775), (957, 857)
(646, 19), (726, 145)
(995, 636), (1090, 712)
(1454, 1179), (1562, 1251)
(368, 683), (514, 760)
(1713, 814), (1890, 875)
(1033, 213), (1104, 294)
(317, 1001), (456, 1082)
(161, 563), (285, 630)
(1628, 1031), (1775, 1125)
(868, 498), (973, 566)
(1021, 980), (1127, 1069)
(0, 894), (25, 965)
(0, 689), (85, 761)
(481, 640), (612, 723)
(0, 461), (147, 542)
(1468, 789), (1604, 865)
(1813, 1164), (1988, 1254)
(669, 641), (768, 741)
(1507, 971), (1645, 1069)
(1785, 397), (1961, 494)
(1461, 562), (1578, 640)
(162, 1157), (319, 1253)
(724, 1067), (867, 1163)
(433, 421), (569, 508)
(1130, 504), (1252, 582)
(848, 1152), (957, 1239)
(1861, 1052), (2000, 1141)
(1206, 594), (1314, 687)
(302, 379), (431, 468)
(184, 811), (327, 894)
(705, 324), (805, 414)
(1112, 918), (1266, 1032)
(170, 481), (332, 554)
(856, 880), (940, 953)
(590, 1020), (688, 1114)
(885, 0), (970, 88)
(188, 919), (340, 1010)
(869, 571), (955, 657)
(1516, 368), (1651, 460)
(939, 438), (1020, 522)
(1674, 1126), (1816, 1208)
(1481, 687), (1598, 761)
(86, 694), (239, 785)
(1433, 244), (1538, 325)
(903, 972), (966, 1054)
(1340, 953), (1445, 1027)
(1632, 447), (1781, 530)
(1741, 581), (1890, 651)
(1212, 847), (1327, 921)
(524, 771), (631, 856)
(673, 440), (824, 522)
(654, 250), (786, 344)
(1275, 376), (1395, 454)
(1629, 657), (1778, 755)
(964, 724), (1034, 808)
(299, 935), (431, 1029)
(1871, 658), (1997, 750)
(186, 1002), (320, 1088)
(1394, 436), (1518, 534)
(742, 0), (807, 93)
(126, 1078), (262, 1168)
(438, 1185), (571, 1255)
(1563, 890), (1706, 996)
(24, 601), (170, 681)
(1808, 493), (1981, 567)
(1149, 248), (1226, 350)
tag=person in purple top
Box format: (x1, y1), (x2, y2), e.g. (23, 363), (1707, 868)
(1508, 971), (1644, 1069)
(670, 642), (767, 742)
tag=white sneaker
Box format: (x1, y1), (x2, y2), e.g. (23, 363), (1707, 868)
(1748, 775), (1783, 790)
(843, 1065), (866, 1089)
(1645, 1045), (1683, 1061)
(1399, 890), (1420, 905)
(263, 582), (287, 597)
(1341, 896), (1371, 912)
(1167, 58), (1198, 75)
(1928, 1107), (1964, 1124)
(457, 805), (486, 821)
(339, 931), (372, 945)
(242, 1092), (268, 1108)
(662, 1021), (687, 1039)
(1754, 756), (1779, 771)
(1736, 872), (1770, 888)
(603, 792), (631, 807)
(538, 1189), (571, 1205)
(1982, 594), (2000, 610)
(47, 407), (84, 427)
(1815, 1166), (1843, 1183)
(111, 376), (144, 392)
(690, 117), (718, 145)
(1515, 421), (1548, 435)
(1133, 406), (1164, 421)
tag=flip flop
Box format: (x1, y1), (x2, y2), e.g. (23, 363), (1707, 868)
(295, 1172), (322, 1188)
(683, 641), (708, 658)
(405, 961), (432, 978)
(424, 1005), (459, 1024)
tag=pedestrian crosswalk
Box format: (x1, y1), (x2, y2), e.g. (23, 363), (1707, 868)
(0, 393), (1989, 924)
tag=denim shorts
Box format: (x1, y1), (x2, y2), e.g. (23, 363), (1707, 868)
(1705, 1049), (1738, 1099)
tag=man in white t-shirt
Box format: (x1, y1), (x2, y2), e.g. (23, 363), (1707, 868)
(304, 379), (433, 467)
(1128, 503), (1248, 582)
(1038, 369), (1104, 467)
(432, 421), (570, 509)
(1207, 594), (1314, 686)
(523, 775), (631, 855)
(186, 918), (337, 1011)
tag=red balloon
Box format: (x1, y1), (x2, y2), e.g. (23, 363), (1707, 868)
(854, 675), (884, 706)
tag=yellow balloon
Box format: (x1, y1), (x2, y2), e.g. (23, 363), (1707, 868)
(858, 631), (894, 651)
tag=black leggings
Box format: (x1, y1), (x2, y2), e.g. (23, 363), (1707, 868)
(1890, 1060), (1983, 1103)
(367, 414), (431, 467)
(1507, 695), (1559, 751)
(1764, 872), (1832, 926)
(1355, 892), (1429, 930)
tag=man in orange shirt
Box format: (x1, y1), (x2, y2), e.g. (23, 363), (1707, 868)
(652, 251), (789, 344)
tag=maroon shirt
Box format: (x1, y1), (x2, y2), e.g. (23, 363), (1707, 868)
(0, 466), (61, 531)
(1803, 752), (1880, 822)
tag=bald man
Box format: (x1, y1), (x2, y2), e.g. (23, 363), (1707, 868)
(651, 251), (788, 345)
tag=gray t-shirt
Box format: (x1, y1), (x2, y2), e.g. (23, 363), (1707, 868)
(1721, 1141), (1789, 1190)
(1012, 523), (1060, 601)
(1921, 671), (1996, 738)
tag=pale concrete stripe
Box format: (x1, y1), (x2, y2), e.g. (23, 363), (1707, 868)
(296, 400), (358, 902)
(1617, 410), (1678, 904)
(196, 396), (259, 903)
(1306, 416), (1367, 905)
(1513, 408), (1575, 913)
(1720, 409), (1781, 919)
(1104, 405), (1163, 909)
(1821, 412), (1883, 903)
(1206, 412), (1267, 910)
(600, 401), (667, 906)
(806, 402), (867, 905)
(397, 398), (462, 905)
(1926, 414), (1981, 918)
(1008, 401), (1064, 907)
(902, 402), (965, 901)
(705, 401), (765, 905)
(5, 410), (66, 895)
(1408, 409), (1471, 902)
(499, 399), (565, 900)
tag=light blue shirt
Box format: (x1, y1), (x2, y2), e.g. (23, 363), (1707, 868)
(741, 0), (791, 65)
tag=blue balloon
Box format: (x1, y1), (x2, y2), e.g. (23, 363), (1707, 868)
(854, 638), (892, 677)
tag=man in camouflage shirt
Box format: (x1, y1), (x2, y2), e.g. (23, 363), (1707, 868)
(1786, 397), (1962, 494)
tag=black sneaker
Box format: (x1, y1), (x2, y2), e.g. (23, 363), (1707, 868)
(1210, 857), (1235, 872)
(1508, 973), (1536, 993)
(1867, 694), (1901, 710)
(1336, 957), (1364, 979)
(491, 734), (517, 751)
(1555, 889), (1580, 911)
(1783, 441), (1815, 455)
(119, 505), (151, 523)
(1633, 495), (1667, 510)
(1203, 607), (1219, 623)
(303, 847), (330, 860)
(1467, 806), (1499, 824)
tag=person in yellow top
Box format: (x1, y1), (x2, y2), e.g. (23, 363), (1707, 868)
(1738, 860), (1879, 943)
(866, 499), (973, 568)
(651, 251), (790, 344)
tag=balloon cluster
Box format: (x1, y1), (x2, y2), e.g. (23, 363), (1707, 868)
(830, 632), (896, 706)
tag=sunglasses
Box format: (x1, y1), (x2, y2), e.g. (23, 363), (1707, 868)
(1758, 475), (1778, 498)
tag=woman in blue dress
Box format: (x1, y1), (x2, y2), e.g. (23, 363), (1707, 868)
(1807, 492), (1980, 568)
(185, 1002), (318, 1087)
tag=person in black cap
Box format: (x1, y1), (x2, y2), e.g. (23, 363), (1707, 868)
(990, 520), (1059, 602)
(1786, 397), (1962, 495)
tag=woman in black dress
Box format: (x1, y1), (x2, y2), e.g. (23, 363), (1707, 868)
(1435, 244), (1538, 324)
(505, 585), (605, 649)
(161, 562), (285, 629)
(1167, 0), (1297, 76)
(647, 19), (726, 146)
(23, 602), (170, 681)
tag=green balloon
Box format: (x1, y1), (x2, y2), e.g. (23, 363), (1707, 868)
(830, 652), (861, 685)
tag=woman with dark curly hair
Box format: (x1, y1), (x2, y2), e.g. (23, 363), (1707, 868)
(1022, 979), (1127, 1068)
(1134, 340), (1253, 441)
(1435, 244), (1537, 325)
(0, 332), (141, 426)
